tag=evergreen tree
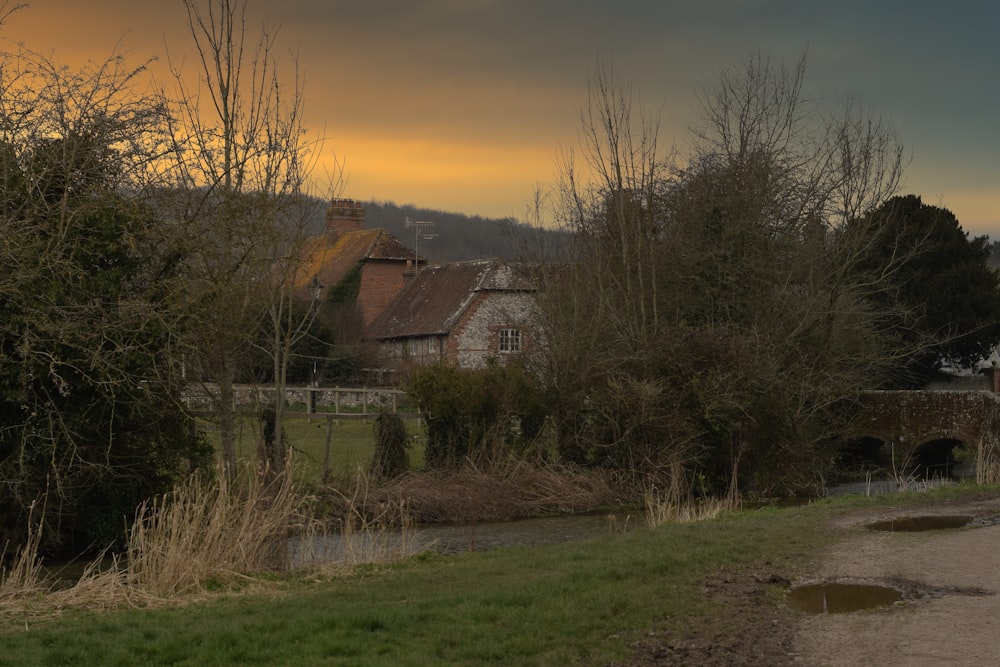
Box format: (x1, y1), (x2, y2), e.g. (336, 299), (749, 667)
(855, 195), (1000, 385)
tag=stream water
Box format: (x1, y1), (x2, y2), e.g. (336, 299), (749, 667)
(291, 511), (641, 567)
(407, 512), (640, 554)
(292, 480), (950, 567)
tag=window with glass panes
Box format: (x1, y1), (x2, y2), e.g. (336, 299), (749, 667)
(498, 328), (521, 353)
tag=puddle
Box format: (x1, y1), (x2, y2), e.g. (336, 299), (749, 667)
(865, 515), (972, 532)
(787, 583), (903, 614)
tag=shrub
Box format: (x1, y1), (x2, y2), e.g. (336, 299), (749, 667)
(406, 362), (547, 470)
(371, 412), (410, 480)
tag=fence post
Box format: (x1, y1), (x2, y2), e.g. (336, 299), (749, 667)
(322, 415), (333, 484)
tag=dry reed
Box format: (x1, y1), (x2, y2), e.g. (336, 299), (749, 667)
(0, 518), (47, 603)
(42, 463), (318, 609)
(644, 489), (740, 527)
(118, 464), (314, 597)
(3, 460), (462, 616)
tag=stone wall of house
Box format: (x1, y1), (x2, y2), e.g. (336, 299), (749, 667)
(449, 291), (537, 369)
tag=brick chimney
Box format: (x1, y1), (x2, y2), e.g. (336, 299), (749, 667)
(327, 198), (365, 239)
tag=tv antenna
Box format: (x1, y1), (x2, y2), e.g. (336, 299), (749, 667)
(405, 217), (437, 274)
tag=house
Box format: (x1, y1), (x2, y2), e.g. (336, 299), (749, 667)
(365, 258), (539, 369)
(294, 199), (422, 328)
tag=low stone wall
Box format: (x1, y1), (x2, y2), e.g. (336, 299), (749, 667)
(184, 384), (411, 414)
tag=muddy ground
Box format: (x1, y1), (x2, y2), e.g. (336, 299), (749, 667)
(618, 494), (1000, 666)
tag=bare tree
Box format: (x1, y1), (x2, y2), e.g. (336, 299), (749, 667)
(534, 53), (915, 498)
(823, 95), (907, 226)
(163, 0), (338, 474)
(690, 53), (906, 232)
(532, 65), (686, 490)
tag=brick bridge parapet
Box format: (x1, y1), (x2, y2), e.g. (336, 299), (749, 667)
(848, 390), (1000, 483)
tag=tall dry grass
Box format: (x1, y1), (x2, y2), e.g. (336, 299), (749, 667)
(2, 464), (319, 613)
(644, 488), (740, 527)
(117, 464), (314, 597)
(0, 517), (47, 604)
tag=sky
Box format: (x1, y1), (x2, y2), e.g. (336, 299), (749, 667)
(7, 0), (1000, 236)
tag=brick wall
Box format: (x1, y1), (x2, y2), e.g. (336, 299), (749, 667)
(327, 198), (365, 236)
(851, 390), (1000, 483)
(358, 260), (409, 326)
(851, 390), (991, 452)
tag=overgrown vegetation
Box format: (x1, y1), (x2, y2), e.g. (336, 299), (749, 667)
(407, 362), (548, 469)
(0, 0), (338, 556)
(370, 411), (410, 481)
(0, 10), (213, 556)
(526, 55), (1000, 501)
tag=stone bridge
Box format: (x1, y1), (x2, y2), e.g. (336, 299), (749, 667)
(846, 390), (1000, 484)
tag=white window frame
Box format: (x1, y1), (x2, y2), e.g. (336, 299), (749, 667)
(498, 328), (522, 353)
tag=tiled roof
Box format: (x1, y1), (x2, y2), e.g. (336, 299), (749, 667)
(366, 259), (536, 340)
(294, 229), (417, 293)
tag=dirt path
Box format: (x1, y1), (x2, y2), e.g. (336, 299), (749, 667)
(792, 497), (1000, 666)
(619, 496), (1000, 666)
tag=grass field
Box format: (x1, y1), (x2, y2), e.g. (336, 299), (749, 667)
(0, 495), (825, 665)
(199, 413), (428, 483)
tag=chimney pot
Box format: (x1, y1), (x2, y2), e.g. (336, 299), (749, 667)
(327, 198), (365, 238)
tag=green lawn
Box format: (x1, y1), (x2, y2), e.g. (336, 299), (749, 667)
(199, 414), (427, 483)
(0, 501), (824, 666)
(7, 486), (994, 666)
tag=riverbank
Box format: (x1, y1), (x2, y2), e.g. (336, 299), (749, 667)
(2, 485), (996, 665)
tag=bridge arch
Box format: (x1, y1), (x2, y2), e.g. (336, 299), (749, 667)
(838, 435), (891, 477)
(909, 437), (969, 480)
(847, 391), (1000, 483)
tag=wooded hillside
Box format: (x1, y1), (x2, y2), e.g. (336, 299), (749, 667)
(305, 198), (566, 262)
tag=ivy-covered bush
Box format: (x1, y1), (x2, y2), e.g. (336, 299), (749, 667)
(406, 362), (547, 469)
(371, 411), (410, 480)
